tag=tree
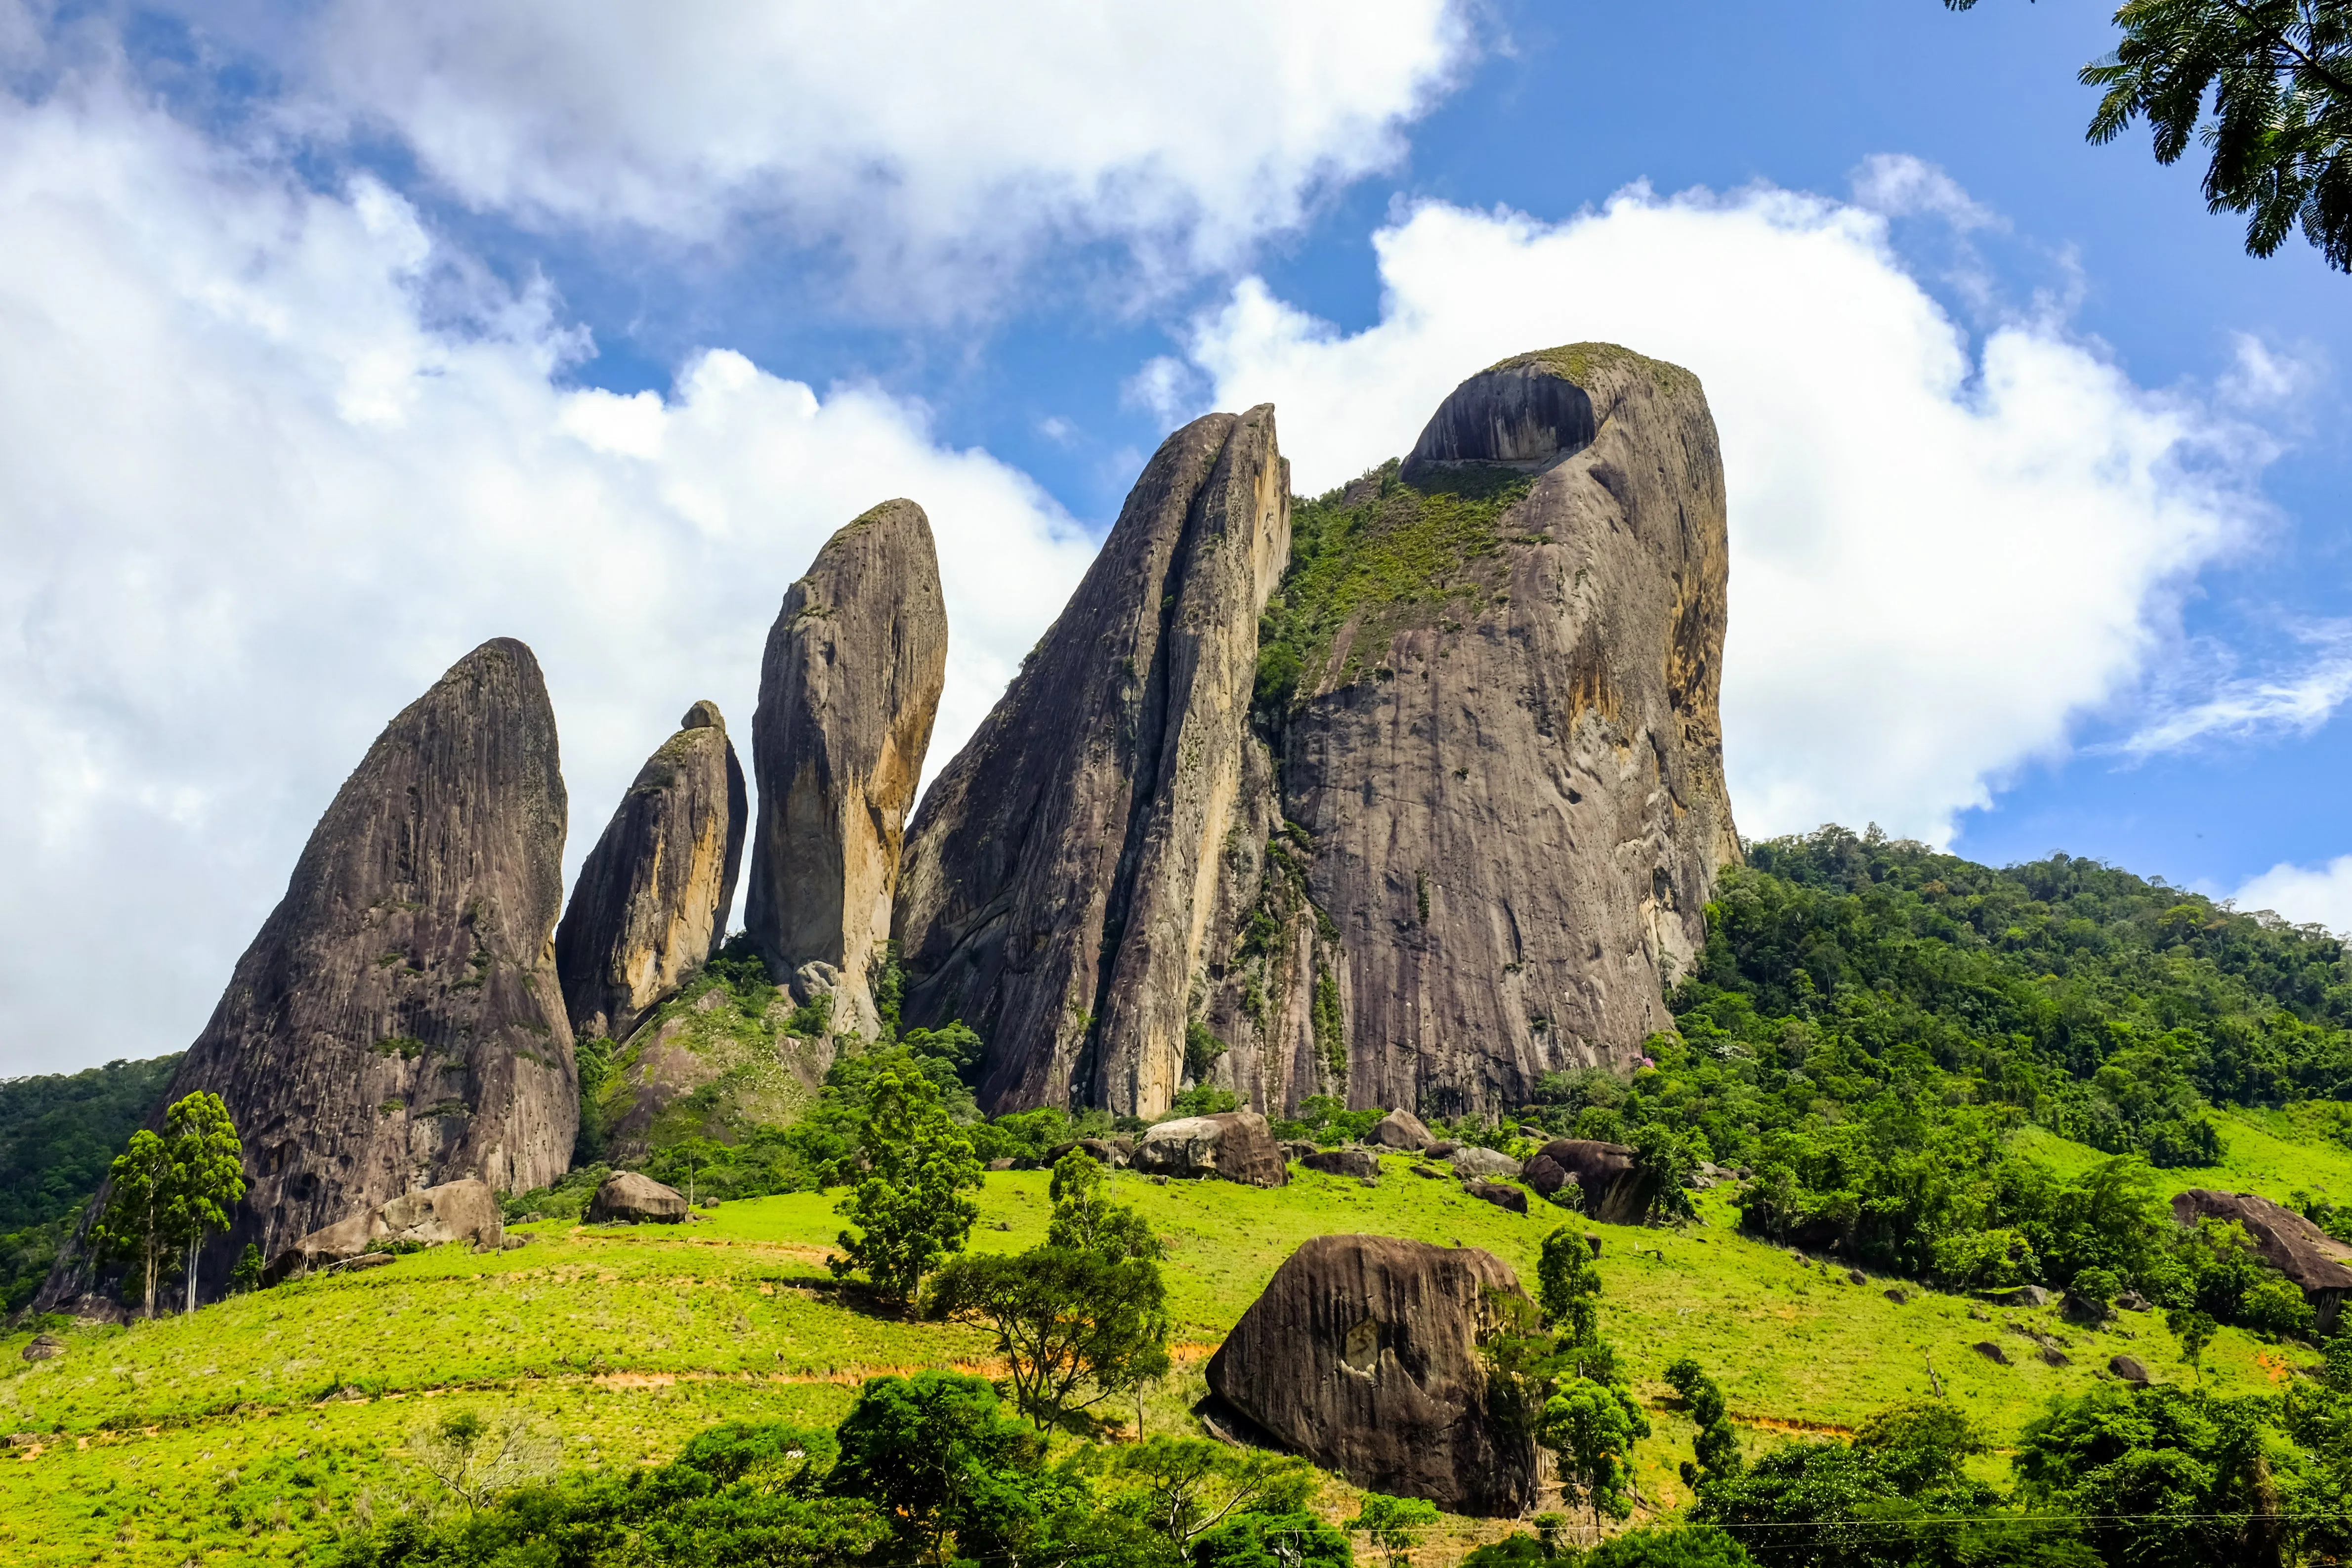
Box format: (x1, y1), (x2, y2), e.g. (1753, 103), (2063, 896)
(1537, 1225), (1601, 1344)
(1631, 1121), (1698, 1224)
(1350, 1493), (1441, 1568)
(1543, 1375), (1651, 1532)
(1948, 0), (2352, 270)
(828, 1370), (1042, 1566)
(229, 1243), (264, 1294)
(404, 1407), (557, 1515)
(925, 1245), (1173, 1430)
(91, 1129), (177, 1318)
(1664, 1357), (1743, 1490)
(1046, 1149), (1164, 1262)
(2171, 1305), (2220, 1379)
(831, 1062), (981, 1301)
(1109, 1436), (1316, 1564)
(162, 1092), (244, 1314)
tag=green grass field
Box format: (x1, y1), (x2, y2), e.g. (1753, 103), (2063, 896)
(0, 1129), (2326, 1566)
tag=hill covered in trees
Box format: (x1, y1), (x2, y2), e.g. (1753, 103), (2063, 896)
(0, 1055), (180, 1313)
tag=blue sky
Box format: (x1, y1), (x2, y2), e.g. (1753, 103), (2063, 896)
(2, 0), (2348, 1072)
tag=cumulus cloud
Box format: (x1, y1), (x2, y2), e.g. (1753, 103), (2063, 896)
(0, 74), (1095, 1074)
(2233, 857), (2352, 936)
(233, 0), (1475, 308)
(1180, 180), (2273, 844)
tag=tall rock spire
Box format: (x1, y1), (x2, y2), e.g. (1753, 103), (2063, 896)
(894, 408), (1291, 1116)
(747, 499), (947, 1038)
(554, 700), (747, 1045)
(50, 637), (577, 1306)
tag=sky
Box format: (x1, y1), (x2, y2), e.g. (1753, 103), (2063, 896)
(3, 0), (2350, 1076)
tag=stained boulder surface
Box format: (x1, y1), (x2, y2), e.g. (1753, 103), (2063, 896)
(2173, 1189), (2352, 1327)
(1129, 1110), (1288, 1187)
(748, 500), (948, 1040)
(44, 638), (576, 1308)
(1206, 343), (1739, 1116)
(1206, 1234), (1537, 1515)
(589, 1171), (689, 1224)
(895, 409), (1291, 1114)
(1523, 1138), (1648, 1224)
(264, 1178), (504, 1284)
(555, 701), (747, 1045)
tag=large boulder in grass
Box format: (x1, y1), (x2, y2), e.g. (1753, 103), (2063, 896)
(1206, 1235), (1537, 1515)
(1301, 1146), (1383, 1180)
(1521, 1139), (1646, 1224)
(1369, 1110), (1434, 1152)
(2172, 1189), (2352, 1329)
(1131, 1111), (1288, 1187)
(265, 1178), (504, 1284)
(588, 1171), (690, 1224)
(1449, 1145), (1522, 1182)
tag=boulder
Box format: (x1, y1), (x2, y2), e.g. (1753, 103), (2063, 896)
(1425, 1140), (1460, 1158)
(1280, 1140), (1320, 1163)
(2110, 1355), (2151, 1385)
(748, 500), (948, 1041)
(1044, 1139), (1128, 1169)
(588, 1171), (689, 1224)
(555, 701), (747, 1044)
(2062, 1290), (2112, 1325)
(1193, 345), (1738, 1117)
(2041, 1347), (2073, 1368)
(43, 640), (576, 1311)
(1206, 1235), (1538, 1515)
(1980, 1285), (2052, 1308)
(2116, 1290), (2151, 1312)
(1972, 1341), (2010, 1366)
(1884, 1288), (1911, 1305)
(1130, 1112), (1288, 1187)
(1301, 1147), (1382, 1180)
(1465, 1181), (1528, 1214)
(20, 1335), (63, 1362)
(1845, 1270), (1868, 1286)
(2171, 1189), (2352, 1329)
(986, 1157), (1016, 1172)
(894, 409), (1290, 1116)
(1369, 1110), (1434, 1151)
(1448, 1146), (1523, 1182)
(264, 1178), (505, 1284)
(1521, 1140), (1647, 1224)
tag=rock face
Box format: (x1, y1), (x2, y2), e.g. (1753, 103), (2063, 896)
(48, 639), (575, 1308)
(1522, 1139), (1647, 1223)
(264, 1178), (504, 1283)
(894, 410), (1291, 1115)
(589, 1171), (688, 1224)
(1206, 1234), (1537, 1515)
(1130, 1110), (1289, 1187)
(2172, 1189), (2352, 1328)
(555, 702), (747, 1045)
(1203, 344), (1738, 1116)
(748, 501), (948, 1041)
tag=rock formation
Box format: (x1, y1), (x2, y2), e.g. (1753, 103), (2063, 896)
(1129, 1109), (1289, 1187)
(589, 1171), (688, 1224)
(1301, 1146), (1381, 1180)
(264, 1178), (504, 1284)
(2172, 1188), (2352, 1328)
(1369, 1110), (1434, 1151)
(1203, 343), (1739, 1116)
(555, 701), (747, 1045)
(895, 409), (1291, 1114)
(588, 982), (836, 1167)
(1206, 1234), (1537, 1515)
(47, 638), (576, 1307)
(1523, 1138), (1649, 1224)
(748, 500), (947, 1039)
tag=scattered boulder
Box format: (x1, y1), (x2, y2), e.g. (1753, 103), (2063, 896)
(2062, 1290), (2113, 1325)
(1972, 1341), (2010, 1366)
(47, 639), (577, 1310)
(2115, 1290), (2151, 1312)
(1205, 1235), (1538, 1515)
(2110, 1355), (2152, 1385)
(1884, 1288), (1911, 1306)
(749, 500), (949, 1041)
(1980, 1285), (2052, 1309)
(2041, 1347), (2073, 1368)
(895, 410), (1290, 1116)
(1411, 1164), (1449, 1180)
(554, 702), (747, 1045)
(1448, 1146), (1523, 1182)
(1845, 1270), (1867, 1286)
(264, 1179), (505, 1285)
(2171, 1189), (2352, 1329)
(588, 1171), (689, 1224)
(1521, 1140), (1647, 1224)
(1281, 1140), (1320, 1163)
(1370, 1110), (1434, 1150)
(1302, 1147), (1382, 1180)
(986, 1158), (1015, 1171)
(1425, 1140), (1460, 1158)
(1465, 1181), (1528, 1215)
(53, 1295), (127, 1327)
(20, 1335), (63, 1362)
(1130, 1111), (1288, 1187)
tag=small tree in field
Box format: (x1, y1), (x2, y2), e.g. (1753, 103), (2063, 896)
(832, 1062), (982, 1301)
(1350, 1493), (1441, 1568)
(93, 1130), (177, 1318)
(165, 1092), (245, 1314)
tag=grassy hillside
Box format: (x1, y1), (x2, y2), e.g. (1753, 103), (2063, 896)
(0, 1127), (2316, 1567)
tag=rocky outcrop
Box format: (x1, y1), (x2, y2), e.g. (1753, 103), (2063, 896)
(2172, 1189), (2352, 1328)
(1523, 1139), (1648, 1224)
(263, 1178), (504, 1284)
(1206, 1234), (1537, 1515)
(1301, 1146), (1382, 1180)
(589, 1171), (688, 1224)
(1369, 1110), (1433, 1151)
(1130, 1110), (1288, 1187)
(1204, 344), (1738, 1116)
(894, 410), (1291, 1115)
(555, 702), (747, 1045)
(748, 501), (947, 1041)
(588, 982), (836, 1166)
(1449, 1146), (1523, 1182)
(47, 639), (575, 1308)
(1466, 1180), (1528, 1214)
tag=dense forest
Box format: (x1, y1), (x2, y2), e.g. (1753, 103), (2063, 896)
(0, 1054), (180, 1312)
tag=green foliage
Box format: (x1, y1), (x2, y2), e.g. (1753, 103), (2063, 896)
(572, 1034), (616, 1163)
(1349, 1492), (1439, 1568)
(1106, 1435), (1320, 1564)
(1168, 1085), (1241, 1117)
(502, 1162), (610, 1224)
(1271, 1094), (1383, 1146)
(90, 1091), (246, 1317)
(0, 1053), (182, 1312)
(1184, 1018), (1230, 1084)
(1193, 1509), (1351, 1568)
(1046, 1150), (1165, 1262)
(1544, 1375), (1651, 1526)
(1666, 1356), (1743, 1490)
(92, 1127), (175, 1316)
(1537, 1225), (1601, 1341)
(1582, 1525), (1756, 1568)
(828, 1370), (1043, 1563)
(830, 1061), (982, 1300)
(229, 1241), (263, 1292)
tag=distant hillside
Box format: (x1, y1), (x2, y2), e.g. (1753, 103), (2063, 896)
(0, 1055), (179, 1312)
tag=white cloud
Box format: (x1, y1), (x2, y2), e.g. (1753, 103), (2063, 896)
(2233, 856), (2352, 936)
(1182, 180), (2273, 845)
(249, 0), (1475, 308)
(1851, 152), (2001, 232)
(0, 72), (1095, 1075)
(2115, 623), (2352, 757)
